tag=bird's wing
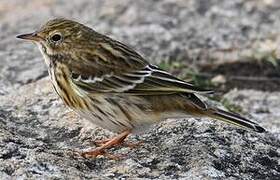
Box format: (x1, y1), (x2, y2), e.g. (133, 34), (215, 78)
(70, 37), (213, 95)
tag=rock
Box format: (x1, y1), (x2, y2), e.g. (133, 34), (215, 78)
(211, 74), (227, 85)
(224, 89), (280, 136)
(0, 0), (279, 179)
(0, 79), (279, 179)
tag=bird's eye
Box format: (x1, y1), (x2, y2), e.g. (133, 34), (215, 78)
(50, 33), (62, 42)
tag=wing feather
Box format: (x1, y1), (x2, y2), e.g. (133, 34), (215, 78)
(72, 64), (213, 95)
(70, 35), (213, 95)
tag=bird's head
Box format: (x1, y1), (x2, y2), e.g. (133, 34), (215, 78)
(17, 18), (94, 57)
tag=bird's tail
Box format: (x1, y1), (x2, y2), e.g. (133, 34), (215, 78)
(207, 108), (266, 133)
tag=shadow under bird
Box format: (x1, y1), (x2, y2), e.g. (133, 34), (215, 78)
(17, 18), (265, 158)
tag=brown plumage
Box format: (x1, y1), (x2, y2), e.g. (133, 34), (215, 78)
(17, 18), (265, 158)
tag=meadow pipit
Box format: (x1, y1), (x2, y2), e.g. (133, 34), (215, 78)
(17, 18), (265, 158)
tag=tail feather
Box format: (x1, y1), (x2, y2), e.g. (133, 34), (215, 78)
(209, 108), (266, 133)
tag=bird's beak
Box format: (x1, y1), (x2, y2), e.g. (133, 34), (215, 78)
(16, 32), (43, 42)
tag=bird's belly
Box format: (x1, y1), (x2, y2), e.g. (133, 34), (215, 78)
(77, 110), (154, 134)
(76, 95), (158, 134)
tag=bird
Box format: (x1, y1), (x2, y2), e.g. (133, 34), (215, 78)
(17, 18), (265, 158)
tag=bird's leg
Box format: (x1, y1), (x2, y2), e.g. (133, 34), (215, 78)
(94, 137), (143, 149)
(94, 139), (110, 146)
(81, 130), (131, 158)
(94, 141), (143, 149)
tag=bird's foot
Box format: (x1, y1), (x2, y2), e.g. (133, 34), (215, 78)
(81, 147), (105, 158)
(81, 130), (131, 159)
(94, 139), (143, 149)
(94, 139), (110, 146)
(81, 148), (125, 160)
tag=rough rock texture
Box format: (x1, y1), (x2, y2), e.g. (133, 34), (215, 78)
(0, 0), (279, 179)
(1, 79), (279, 179)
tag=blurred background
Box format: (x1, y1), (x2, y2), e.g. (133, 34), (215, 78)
(0, 0), (279, 95)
